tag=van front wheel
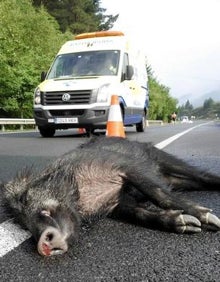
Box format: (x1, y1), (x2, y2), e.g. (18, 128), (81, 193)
(38, 126), (56, 137)
(136, 112), (146, 132)
(85, 128), (95, 137)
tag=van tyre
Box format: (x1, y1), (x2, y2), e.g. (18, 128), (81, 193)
(38, 127), (56, 137)
(85, 128), (95, 137)
(136, 112), (146, 132)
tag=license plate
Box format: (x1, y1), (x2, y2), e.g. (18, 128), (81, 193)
(54, 117), (78, 124)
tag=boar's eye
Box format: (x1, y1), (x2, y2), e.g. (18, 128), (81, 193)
(39, 209), (58, 227)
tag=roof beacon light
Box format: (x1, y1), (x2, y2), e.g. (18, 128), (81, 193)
(75, 31), (124, 40)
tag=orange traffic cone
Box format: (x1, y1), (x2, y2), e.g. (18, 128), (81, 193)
(106, 95), (126, 138)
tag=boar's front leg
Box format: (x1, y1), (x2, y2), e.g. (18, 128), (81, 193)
(119, 173), (220, 232)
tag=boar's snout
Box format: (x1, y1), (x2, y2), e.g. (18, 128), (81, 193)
(37, 226), (68, 256)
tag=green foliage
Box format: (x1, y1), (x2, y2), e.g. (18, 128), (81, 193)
(32, 0), (118, 33)
(178, 97), (220, 119)
(147, 70), (178, 122)
(0, 0), (71, 118)
(203, 97), (214, 110)
(177, 100), (194, 118)
(192, 98), (220, 119)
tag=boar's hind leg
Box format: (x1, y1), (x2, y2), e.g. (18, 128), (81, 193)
(112, 194), (202, 233)
(122, 174), (220, 232)
(145, 186), (220, 231)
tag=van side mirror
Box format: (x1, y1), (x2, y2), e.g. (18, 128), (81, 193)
(125, 65), (134, 80)
(41, 71), (47, 82)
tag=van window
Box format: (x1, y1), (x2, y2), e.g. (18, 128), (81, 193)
(47, 50), (120, 79)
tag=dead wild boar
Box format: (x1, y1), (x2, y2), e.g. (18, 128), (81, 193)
(1, 136), (220, 256)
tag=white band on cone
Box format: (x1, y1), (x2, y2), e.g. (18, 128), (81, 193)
(108, 105), (122, 121)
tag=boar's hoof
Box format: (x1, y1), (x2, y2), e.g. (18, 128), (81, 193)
(176, 214), (202, 233)
(37, 226), (68, 256)
(193, 206), (220, 231)
(201, 212), (220, 231)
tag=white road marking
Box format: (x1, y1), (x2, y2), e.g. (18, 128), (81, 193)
(0, 219), (31, 257)
(155, 122), (211, 149)
(0, 121), (212, 257)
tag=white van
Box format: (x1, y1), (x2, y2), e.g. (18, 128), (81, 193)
(34, 31), (149, 137)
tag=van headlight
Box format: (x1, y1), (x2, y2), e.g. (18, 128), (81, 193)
(34, 87), (41, 104)
(96, 84), (111, 103)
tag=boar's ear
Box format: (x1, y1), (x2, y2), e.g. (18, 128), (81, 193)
(19, 190), (28, 206)
(0, 181), (5, 193)
(1, 167), (32, 213)
(1, 182), (28, 213)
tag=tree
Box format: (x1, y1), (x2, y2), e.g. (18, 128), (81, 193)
(192, 99), (220, 119)
(0, 0), (71, 118)
(147, 66), (178, 121)
(178, 100), (194, 118)
(33, 0), (118, 33)
(203, 97), (214, 110)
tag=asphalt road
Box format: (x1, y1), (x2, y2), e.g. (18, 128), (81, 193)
(0, 121), (220, 282)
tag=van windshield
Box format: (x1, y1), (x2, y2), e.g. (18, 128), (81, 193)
(47, 50), (120, 79)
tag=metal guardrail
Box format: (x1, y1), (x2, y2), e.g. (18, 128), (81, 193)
(0, 118), (36, 131)
(0, 118), (163, 131)
(146, 120), (163, 126)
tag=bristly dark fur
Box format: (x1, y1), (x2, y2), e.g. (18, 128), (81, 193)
(0, 167), (33, 224)
(1, 136), (220, 256)
(15, 166), (33, 182)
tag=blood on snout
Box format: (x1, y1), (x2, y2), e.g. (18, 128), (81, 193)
(42, 243), (51, 256)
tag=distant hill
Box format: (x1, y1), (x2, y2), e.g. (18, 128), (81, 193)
(178, 90), (220, 107)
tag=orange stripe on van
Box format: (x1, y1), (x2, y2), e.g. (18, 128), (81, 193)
(75, 31), (124, 40)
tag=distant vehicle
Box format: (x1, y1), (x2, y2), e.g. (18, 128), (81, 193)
(33, 30), (149, 137)
(181, 116), (193, 123)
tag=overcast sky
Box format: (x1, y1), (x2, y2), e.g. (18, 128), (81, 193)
(101, 0), (220, 105)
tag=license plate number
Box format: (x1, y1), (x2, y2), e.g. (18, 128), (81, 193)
(54, 117), (78, 124)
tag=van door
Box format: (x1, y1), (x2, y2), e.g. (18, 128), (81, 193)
(121, 54), (146, 124)
(120, 53), (133, 118)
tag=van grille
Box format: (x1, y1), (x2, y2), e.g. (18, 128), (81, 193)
(43, 90), (92, 105)
(49, 110), (85, 117)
